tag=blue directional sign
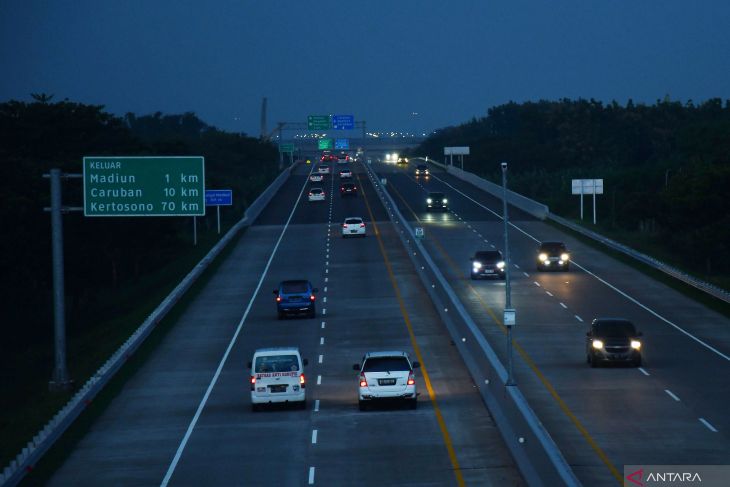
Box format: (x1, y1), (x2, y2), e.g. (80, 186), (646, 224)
(205, 189), (233, 206)
(335, 138), (350, 150)
(332, 114), (354, 130)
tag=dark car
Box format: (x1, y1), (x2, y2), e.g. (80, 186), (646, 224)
(586, 318), (643, 367)
(340, 182), (357, 196)
(470, 250), (506, 279)
(273, 280), (318, 319)
(537, 241), (570, 271)
(426, 192), (447, 211)
(414, 164), (429, 177)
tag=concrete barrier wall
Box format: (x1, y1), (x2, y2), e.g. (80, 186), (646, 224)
(0, 162), (296, 487)
(363, 163), (581, 487)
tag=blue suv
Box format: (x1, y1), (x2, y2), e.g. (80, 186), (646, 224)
(273, 280), (318, 319)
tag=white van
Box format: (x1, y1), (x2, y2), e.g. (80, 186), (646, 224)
(249, 347), (308, 411)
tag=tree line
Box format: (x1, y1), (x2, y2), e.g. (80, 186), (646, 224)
(0, 98), (279, 363)
(417, 98), (730, 280)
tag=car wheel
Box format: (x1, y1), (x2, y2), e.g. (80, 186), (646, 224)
(308, 306), (316, 319)
(590, 353), (598, 368)
(470, 274), (476, 280)
(633, 356), (642, 367)
(409, 398), (417, 410)
(500, 274), (506, 280)
(358, 400), (368, 411)
(565, 264), (570, 271)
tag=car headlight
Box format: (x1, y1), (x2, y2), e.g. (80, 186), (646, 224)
(442, 198), (447, 203)
(539, 253), (548, 261)
(631, 340), (642, 350)
(561, 253), (570, 261)
(496, 261), (505, 269)
(426, 198), (432, 204)
(472, 262), (482, 269)
(592, 340), (604, 349)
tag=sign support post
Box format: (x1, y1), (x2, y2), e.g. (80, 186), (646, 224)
(44, 169), (82, 392)
(593, 180), (597, 224)
(217, 206), (221, 234)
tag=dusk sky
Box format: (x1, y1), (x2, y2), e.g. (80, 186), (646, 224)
(2, 1), (729, 136)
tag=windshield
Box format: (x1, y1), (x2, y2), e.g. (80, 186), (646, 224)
(475, 251), (502, 261)
(540, 243), (567, 253)
(345, 218), (362, 225)
(593, 321), (636, 337)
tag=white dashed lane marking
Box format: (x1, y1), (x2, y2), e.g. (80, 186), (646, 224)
(308, 466), (315, 484)
(318, 355), (323, 364)
(665, 389), (680, 402)
(323, 296), (327, 303)
(546, 291), (553, 297)
(534, 281), (541, 287)
(638, 367), (649, 376)
(314, 400), (320, 412)
(575, 315), (584, 323)
(699, 418), (718, 432)
(317, 375), (321, 385)
(312, 430), (318, 444)
(560, 302), (568, 309)
(523, 272), (529, 277)
(320, 337), (324, 345)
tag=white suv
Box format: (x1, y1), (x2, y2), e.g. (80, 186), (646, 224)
(249, 347), (308, 411)
(353, 351), (419, 410)
(341, 217), (366, 237)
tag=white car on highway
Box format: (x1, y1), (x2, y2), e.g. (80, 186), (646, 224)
(309, 173), (324, 182)
(249, 347), (308, 411)
(339, 169), (352, 179)
(342, 217), (366, 237)
(353, 351), (419, 410)
(317, 165), (330, 174)
(308, 188), (325, 202)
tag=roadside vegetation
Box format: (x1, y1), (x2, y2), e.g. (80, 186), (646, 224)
(417, 98), (730, 290)
(0, 96), (278, 466)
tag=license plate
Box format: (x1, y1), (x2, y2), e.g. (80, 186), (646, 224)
(484, 269), (494, 273)
(270, 385), (287, 393)
(378, 379), (396, 386)
(289, 297), (301, 301)
(350, 230), (357, 233)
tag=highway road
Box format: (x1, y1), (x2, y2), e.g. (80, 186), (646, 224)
(42, 161), (523, 486)
(370, 160), (730, 486)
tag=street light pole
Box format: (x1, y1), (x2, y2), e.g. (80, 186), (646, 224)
(501, 162), (516, 386)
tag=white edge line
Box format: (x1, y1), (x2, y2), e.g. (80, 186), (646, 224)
(574, 315), (584, 322)
(314, 399), (320, 412)
(638, 367), (649, 376)
(431, 172), (730, 363)
(160, 163), (313, 487)
(311, 429), (318, 444)
(317, 375), (322, 385)
(559, 302), (567, 309)
(546, 291), (553, 297)
(309, 466), (315, 484)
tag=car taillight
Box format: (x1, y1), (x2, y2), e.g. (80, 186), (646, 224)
(310, 294), (316, 301)
(308, 192), (313, 196)
(276, 296), (281, 302)
(343, 223), (348, 228)
(360, 223), (365, 228)
(407, 373), (415, 386)
(250, 375), (256, 391)
(359, 374), (367, 387)
(300, 374), (306, 388)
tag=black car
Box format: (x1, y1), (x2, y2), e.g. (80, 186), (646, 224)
(537, 241), (570, 271)
(586, 318), (643, 367)
(470, 250), (506, 279)
(426, 192), (447, 211)
(415, 164), (429, 177)
(273, 280), (318, 319)
(340, 182), (357, 196)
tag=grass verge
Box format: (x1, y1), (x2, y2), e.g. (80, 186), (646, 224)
(2, 222), (245, 485)
(545, 218), (730, 319)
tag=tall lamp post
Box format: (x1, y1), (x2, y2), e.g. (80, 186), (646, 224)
(501, 162), (516, 386)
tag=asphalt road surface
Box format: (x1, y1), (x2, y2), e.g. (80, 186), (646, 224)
(372, 160), (730, 486)
(43, 161), (523, 486)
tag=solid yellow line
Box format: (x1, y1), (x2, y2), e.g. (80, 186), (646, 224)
(356, 171), (466, 487)
(385, 180), (623, 484)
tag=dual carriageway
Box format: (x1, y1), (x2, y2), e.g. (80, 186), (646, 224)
(39, 157), (729, 486)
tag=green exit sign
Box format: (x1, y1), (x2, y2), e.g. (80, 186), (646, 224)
(308, 115), (331, 130)
(280, 143), (294, 152)
(318, 138), (333, 150)
(83, 156), (205, 217)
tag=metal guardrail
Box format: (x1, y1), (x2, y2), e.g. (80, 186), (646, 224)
(364, 164), (580, 487)
(0, 163), (297, 487)
(416, 157), (730, 305)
